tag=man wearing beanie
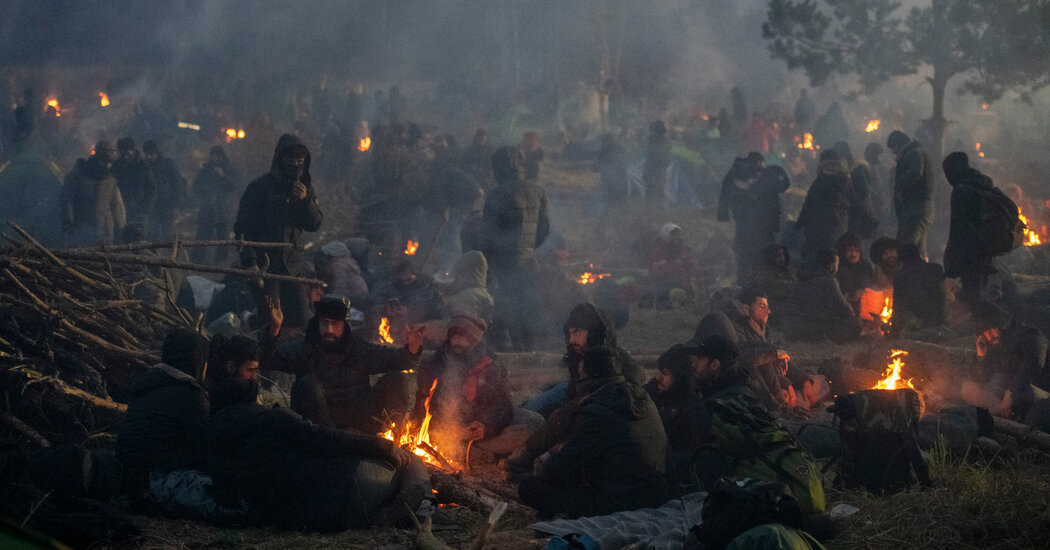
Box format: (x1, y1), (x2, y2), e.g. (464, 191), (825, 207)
(235, 133), (323, 330)
(118, 328), (210, 496)
(961, 301), (1049, 421)
(111, 136), (157, 232)
(60, 140), (126, 245)
(415, 313), (524, 464)
(142, 139), (187, 241)
(263, 294), (423, 433)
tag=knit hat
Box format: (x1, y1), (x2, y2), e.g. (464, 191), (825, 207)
(314, 294), (350, 321)
(446, 313), (488, 344)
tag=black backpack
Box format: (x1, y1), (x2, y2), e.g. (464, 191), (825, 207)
(978, 185), (1025, 256)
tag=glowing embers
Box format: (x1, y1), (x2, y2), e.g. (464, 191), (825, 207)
(99, 92), (110, 107)
(872, 349), (915, 390)
(358, 136), (372, 152)
(1018, 207), (1042, 246)
(378, 317), (395, 344)
(46, 98), (61, 116)
(405, 240), (419, 255)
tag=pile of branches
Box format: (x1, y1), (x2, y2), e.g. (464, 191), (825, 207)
(0, 223), (323, 447)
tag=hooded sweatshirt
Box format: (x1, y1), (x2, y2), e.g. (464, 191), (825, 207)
(234, 134), (323, 275)
(944, 166), (994, 278)
(443, 250), (495, 322)
(796, 159), (854, 250)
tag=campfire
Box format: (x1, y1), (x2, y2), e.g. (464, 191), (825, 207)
(46, 98), (61, 116)
(796, 132), (818, 150)
(1018, 207), (1042, 246)
(378, 317), (395, 344)
(872, 349), (914, 390)
(404, 240), (419, 255)
(358, 136), (371, 152)
(379, 380), (456, 471)
(99, 92), (110, 107)
(224, 128), (246, 142)
(865, 120), (880, 132)
(577, 272), (611, 285)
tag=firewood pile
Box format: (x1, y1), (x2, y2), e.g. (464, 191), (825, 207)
(0, 223), (323, 447)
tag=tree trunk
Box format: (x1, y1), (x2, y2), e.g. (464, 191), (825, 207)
(928, 69), (950, 164)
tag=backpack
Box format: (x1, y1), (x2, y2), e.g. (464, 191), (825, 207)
(696, 393), (826, 514)
(827, 388), (931, 493)
(978, 185), (1026, 255)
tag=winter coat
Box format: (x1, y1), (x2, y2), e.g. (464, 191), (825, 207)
(481, 177), (550, 269)
(234, 134), (323, 276)
(193, 160), (240, 227)
(117, 364), (209, 490)
(111, 152), (156, 221)
(645, 380), (706, 496)
(796, 160), (854, 252)
(443, 250), (495, 322)
(416, 344), (513, 440)
(60, 158), (126, 245)
(983, 323), (1050, 419)
(563, 303), (645, 400)
(263, 317), (420, 396)
(892, 259), (947, 332)
(538, 378), (667, 512)
(718, 162), (789, 247)
(782, 273), (858, 341)
(205, 401), (401, 531)
(845, 159), (879, 238)
(893, 140), (935, 242)
(149, 156), (187, 213)
(944, 168), (993, 278)
(321, 254), (370, 304)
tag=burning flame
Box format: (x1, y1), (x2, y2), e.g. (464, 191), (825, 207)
(224, 128), (246, 143)
(872, 349), (915, 390)
(796, 133), (817, 150)
(358, 136), (371, 152)
(865, 120), (881, 132)
(879, 296), (892, 326)
(99, 92), (110, 107)
(378, 317), (395, 344)
(981, 103), (989, 110)
(226, 128), (237, 139)
(577, 272), (611, 284)
(379, 380), (451, 468)
(1018, 207), (1042, 246)
(404, 240), (419, 255)
(976, 142), (984, 158)
(46, 98), (60, 116)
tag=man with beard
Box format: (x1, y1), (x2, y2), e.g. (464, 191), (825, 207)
(870, 236), (903, 292)
(143, 140), (187, 241)
(262, 294), (424, 433)
(887, 131), (934, 257)
(235, 134), (323, 329)
(414, 314), (521, 463)
(60, 141), (126, 246)
(111, 137), (156, 233)
(835, 232), (874, 314)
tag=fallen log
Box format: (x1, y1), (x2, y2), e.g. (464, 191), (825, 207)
(70, 239), (294, 253)
(0, 410), (51, 447)
(429, 470), (532, 517)
(993, 416), (1050, 453)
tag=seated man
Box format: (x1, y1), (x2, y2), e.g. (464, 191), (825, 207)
(835, 232), (874, 314)
(645, 344), (706, 497)
(263, 294), (423, 433)
(415, 314), (541, 463)
(892, 243), (947, 335)
(961, 302), (1050, 420)
(206, 379), (431, 531)
(515, 346), (667, 518)
(747, 243), (797, 329)
(739, 344), (821, 417)
(370, 259), (444, 324)
(117, 328), (210, 496)
(733, 287), (772, 344)
(782, 250), (860, 342)
(206, 335), (262, 411)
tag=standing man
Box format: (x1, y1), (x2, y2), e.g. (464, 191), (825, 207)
(143, 140), (187, 241)
(481, 146), (550, 351)
(192, 145), (241, 264)
(642, 121), (672, 207)
(234, 134), (323, 329)
(60, 141), (125, 246)
(111, 137), (156, 235)
(887, 131), (934, 257)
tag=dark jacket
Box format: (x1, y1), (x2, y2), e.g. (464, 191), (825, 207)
(718, 162), (789, 246)
(149, 155), (187, 212)
(416, 343), (513, 440)
(371, 275), (444, 323)
(796, 159), (854, 251)
(836, 234), (875, 298)
(643, 133), (672, 202)
(538, 378), (667, 513)
(732, 312), (768, 345)
(894, 140), (935, 236)
(263, 317), (420, 395)
(944, 168), (992, 278)
(206, 401), (401, 531)
(846, 159), (879, 238)
(111, 152), (156, 220)
(893, 258), (947, 332)
(563, 303), (645, 400)
(481, 177), (550, 269)
(117, 364), (209, 490)
(194, 159), (241, 227)
(782, 272), (858, 341)
(984, 323), (1050, 419)
(60, 157), (126, 245)
(234, 134), (323, 275)
(645, 379), (705, 496)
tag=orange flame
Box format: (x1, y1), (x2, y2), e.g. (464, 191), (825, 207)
(872, 349), (914, 390)
(378, 317), (395, 344)
(879, 295), (892, 326)
(865, 120), (881, 132)
(99, 92), (110, 107)
(358, 136), (372, 152)
(379, 379), (450, 468)
(237, 129), (245, 139)
(46, 98), (60, 116)
(976, 142), (985, 158)
(1019, 207), (1042, 246)
(796, 133), (816, 150)
(577, 272), (611, 284)
(404, 240), (419, 255)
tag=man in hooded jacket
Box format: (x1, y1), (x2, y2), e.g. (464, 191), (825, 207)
(111, 137), (156, 232)
(942, 152), (1003, 309)
(516, 346), (667, 517)
(235, 134), (324, 329)
(796, 150), (854, 266)
(60, 141), (125, 246)
(888, 131), (934, 257)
